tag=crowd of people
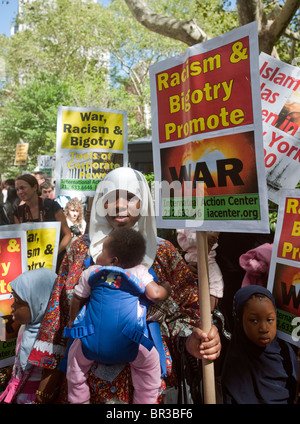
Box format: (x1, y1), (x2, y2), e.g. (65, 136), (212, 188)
(0, 167), (299, 405)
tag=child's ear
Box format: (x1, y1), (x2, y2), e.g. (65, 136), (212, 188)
(111, 256), (119, 266)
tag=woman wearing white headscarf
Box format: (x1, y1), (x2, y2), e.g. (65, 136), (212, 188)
(29, 167), (221, 404)
(89, 167), (157, 268)
(0, 268), (57, 404)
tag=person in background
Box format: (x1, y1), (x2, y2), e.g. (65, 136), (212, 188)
(221, 285), (298, 404)
(64, 197), (86, 244)
(33, 172), (48, 186)
(0, 268), (57, 404)
(239, 243), (273, 288)
(29, 167), (221, 404)
(4, 184), (20, 224)
(40, 180), (54, 199)
(2, 179), (15, 204)
(177, 230), (224, 311)
(0, 204), (9, 225)
(14, 174), (71, 271)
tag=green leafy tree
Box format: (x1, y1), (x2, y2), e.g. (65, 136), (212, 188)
(1, 0), (299, 178)
(0, 0), (188, 176)
(0, 73), (72, 176)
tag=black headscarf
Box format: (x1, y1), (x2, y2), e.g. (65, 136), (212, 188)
(221, 285), (298, 404)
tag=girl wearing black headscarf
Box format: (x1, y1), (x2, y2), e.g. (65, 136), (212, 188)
(221, 285), (298, 404)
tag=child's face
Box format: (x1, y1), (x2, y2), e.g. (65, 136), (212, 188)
(242, 296), (276, 348)
(11, 291), (31, 325)
(96, 237), (118, 267)
(68, 207), (79, 222)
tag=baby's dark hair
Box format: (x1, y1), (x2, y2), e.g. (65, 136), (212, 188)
(107, 227), (146, 269)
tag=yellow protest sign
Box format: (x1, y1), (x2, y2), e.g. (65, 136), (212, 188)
(27, 228), (58, 270)
(1, 223), (60, 272)
(61, 109), (124, 151)
(14, 143), (29, 166)
(56, 106), (128, 196)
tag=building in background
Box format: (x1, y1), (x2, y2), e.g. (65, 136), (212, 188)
(128, 136), (153, 174)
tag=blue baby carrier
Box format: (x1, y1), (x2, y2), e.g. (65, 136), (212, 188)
(64, 266), (155, 364)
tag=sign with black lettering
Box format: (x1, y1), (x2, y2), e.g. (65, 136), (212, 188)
(149, 22), (269, 232)
(267, 190), (300, 347)
(0, 222), (60, 272)
(14, 143), (29, 166)
(55, 106), (127, 197)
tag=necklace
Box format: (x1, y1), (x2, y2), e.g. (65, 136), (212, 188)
(21, 198), (45, 223)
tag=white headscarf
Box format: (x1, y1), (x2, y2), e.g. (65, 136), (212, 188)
(89, 167), (157, 268)
(10, 268), (57, 370)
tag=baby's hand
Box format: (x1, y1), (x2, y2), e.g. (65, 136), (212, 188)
(161, 281), (171, 296)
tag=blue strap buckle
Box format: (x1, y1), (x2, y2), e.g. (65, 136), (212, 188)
(63, 324), (94, 339)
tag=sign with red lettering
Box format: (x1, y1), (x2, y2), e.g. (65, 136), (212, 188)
(150, 22), (269, 232)
(260, 52), (300, 204)
(0, 231), (27, 367)
(267, 190), (300, 347)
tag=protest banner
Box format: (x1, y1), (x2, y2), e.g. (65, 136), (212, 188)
(0, 231), (27, 367)
(1, 222), (60, 272)
(14, 143), (29, 166)
(150, 22), (269, 234)
(259, 52), (300, 204)
(38, 155), (54, 178)
(150, 21), (269, 404)
(267, 189), (300, 347)
(55, 106), (128, 197)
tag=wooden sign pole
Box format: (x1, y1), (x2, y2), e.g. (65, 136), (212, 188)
(196, 231), (216, 404)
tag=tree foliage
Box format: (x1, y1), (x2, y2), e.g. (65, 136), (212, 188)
(0, 0), (299, 177)
(124, 0), (300, 57)
(0, 73), (72, 175)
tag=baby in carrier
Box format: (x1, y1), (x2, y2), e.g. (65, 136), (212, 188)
(66, 227), (171, 404)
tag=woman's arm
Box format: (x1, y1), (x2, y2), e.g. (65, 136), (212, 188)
(35, 368), (63, 404)
(28, 237), (90, 370)
(153, 239), (221, 359)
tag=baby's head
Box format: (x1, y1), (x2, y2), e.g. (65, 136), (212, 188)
(234, 286), (277, 348)
(96, 227), (146, 269)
